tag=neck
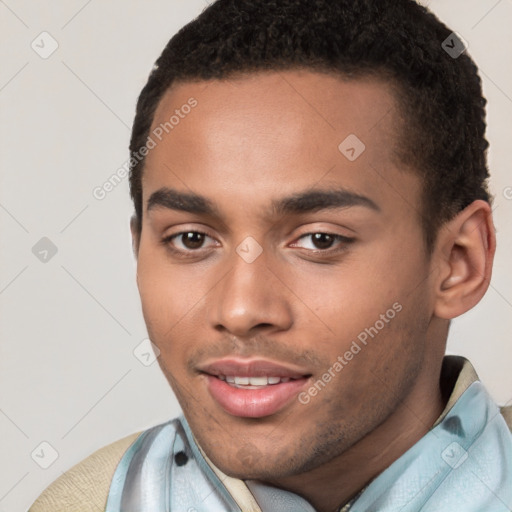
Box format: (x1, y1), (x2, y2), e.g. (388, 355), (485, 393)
(265, 362), (447, 512)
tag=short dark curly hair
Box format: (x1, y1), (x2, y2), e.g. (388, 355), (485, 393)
(129, 0), (491, 252)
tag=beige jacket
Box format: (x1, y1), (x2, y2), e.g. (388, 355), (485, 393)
(30, 357), (512, 512)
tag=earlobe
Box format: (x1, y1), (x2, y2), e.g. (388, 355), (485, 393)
(433, 200), (496, 320)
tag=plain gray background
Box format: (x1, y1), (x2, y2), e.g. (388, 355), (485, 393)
(1, 1), (511, 510)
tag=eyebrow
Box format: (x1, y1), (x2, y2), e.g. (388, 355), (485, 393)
(146, 187), (380, 217)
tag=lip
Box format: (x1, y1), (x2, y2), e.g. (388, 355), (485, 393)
(199, 358), (311, 418)
(198, 358), (309, 379)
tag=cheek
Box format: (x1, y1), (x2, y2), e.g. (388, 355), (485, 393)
(137, 241), (199, 307)
(292, 243), (429, 373)
(304, 296), (429, 434)
(136, 248), (194, 345)
(283, 255), (409, 341)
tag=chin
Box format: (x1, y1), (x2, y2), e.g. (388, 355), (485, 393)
(206, 446), (301, 481)
(218, 461), (283, 481)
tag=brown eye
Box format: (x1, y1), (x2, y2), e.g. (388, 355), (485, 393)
(178, 232), (206, 249)
(161, 230), (219, 259)
(291, 232), (355, 253)
(310, 233), (335, 250)
(161, 229), (220, 258)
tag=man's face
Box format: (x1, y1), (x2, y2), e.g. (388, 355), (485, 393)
(134, 71), (438, 479)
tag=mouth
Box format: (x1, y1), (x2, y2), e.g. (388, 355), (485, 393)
(217, 375), (297, 389)
(198, 359), (312, 418)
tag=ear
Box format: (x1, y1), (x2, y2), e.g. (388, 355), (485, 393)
(130, 214), (141, 259)
(433, 200), (496, 319)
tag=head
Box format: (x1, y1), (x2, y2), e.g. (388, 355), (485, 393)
(129, 0), (495, 481)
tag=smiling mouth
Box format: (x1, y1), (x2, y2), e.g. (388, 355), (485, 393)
(197, 358), (313, 417)
(202, 371), (312, 418)
(216, 374), (299, 389)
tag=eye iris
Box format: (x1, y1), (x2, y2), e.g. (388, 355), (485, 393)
(312, 233), (334, 250)
(182, 232), (205, 249)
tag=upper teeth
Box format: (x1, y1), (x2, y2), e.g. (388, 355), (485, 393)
(220, 376), (291, 386)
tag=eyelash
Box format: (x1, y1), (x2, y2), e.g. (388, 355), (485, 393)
(161, 230), (355, 259)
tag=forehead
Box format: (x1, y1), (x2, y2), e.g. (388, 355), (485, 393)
(142, 70), (419, 219)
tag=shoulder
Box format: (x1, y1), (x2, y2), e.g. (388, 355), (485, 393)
(442, 356), (512, 434)
(29, 431), (142, 512)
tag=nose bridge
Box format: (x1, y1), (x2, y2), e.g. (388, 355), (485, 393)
(226, 254), (265, 300)
(210, 241), (292, 335)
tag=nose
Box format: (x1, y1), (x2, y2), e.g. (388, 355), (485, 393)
(208, 248), (293, 337)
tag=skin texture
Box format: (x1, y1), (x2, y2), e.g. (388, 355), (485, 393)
(131, 70), (495, 512)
